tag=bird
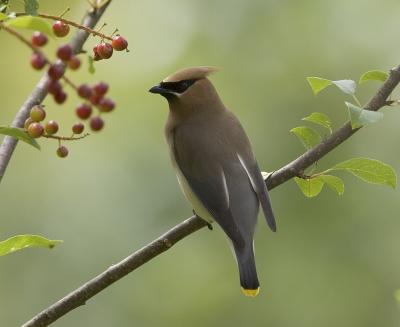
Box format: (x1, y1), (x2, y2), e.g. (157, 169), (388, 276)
(149, 66), (276, 297)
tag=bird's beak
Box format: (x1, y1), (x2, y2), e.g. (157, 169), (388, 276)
(149, 84), (166, 94)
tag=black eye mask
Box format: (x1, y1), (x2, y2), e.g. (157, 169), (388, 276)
(159, 79), (197, 94)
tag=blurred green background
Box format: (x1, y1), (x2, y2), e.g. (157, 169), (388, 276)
(1, 0), (400, 326)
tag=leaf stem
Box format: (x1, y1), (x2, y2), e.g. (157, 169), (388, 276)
(352, 94), (362, 107)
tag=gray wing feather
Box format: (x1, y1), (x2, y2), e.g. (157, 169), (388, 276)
(172, 127), (246, 248)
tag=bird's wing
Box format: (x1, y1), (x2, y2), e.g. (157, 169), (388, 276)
(236, 153), (276, 232)
(223, 111), (277, 232)
(172, 125), (245, 248)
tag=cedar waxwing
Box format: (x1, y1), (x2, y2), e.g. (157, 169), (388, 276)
(149, 66), (276, 297)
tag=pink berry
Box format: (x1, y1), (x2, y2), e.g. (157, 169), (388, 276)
(45, 120), (59, 135)
(68, 56), (81, 70)
(111, 36), (128, 51)
(27, 122), (44, 138)
(77, 84), (92, 99)
(57, 44), (73, 62)
(76, 103), (92, 120)
(72, 122), (84, 134)
(90, 116), (104, 131)
(97, 43), (113, 59)
(48, 63), (65, 80)
(93, 82), (109, 96)
(93, 45), (102, 61)
(47, 80), (62, 95)
(53, 91), (67, 104)
(31, 52), (46, 70)
(90, 94), (103, 106)
(98, 98), (115, 112)
(31, 32), (48, 47)
(57, 146), (69, 158)
(30, 105), (46, 122)
(53, 21), (70, 37)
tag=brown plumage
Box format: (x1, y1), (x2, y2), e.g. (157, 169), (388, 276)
(150, 66), (276, 296)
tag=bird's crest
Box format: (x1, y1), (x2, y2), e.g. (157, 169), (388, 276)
(163, 66), (219, 83)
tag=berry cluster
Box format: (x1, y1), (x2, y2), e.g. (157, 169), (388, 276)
(21, 17), (128, 158)
(93, 35), (128, 61)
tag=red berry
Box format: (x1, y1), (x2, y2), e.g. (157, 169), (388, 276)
(27, 122), (44, 138)
(31, 31), (48, 47)
(72, 122), (84, 134)
(30, 105), (46, 122)
(90, 94), (103, 105)
(57, 44), (73, 61)
(57, 146), (69, 158)
(97, 43), (113, 59)
(90, 116), (104, 131)
(45, 120), (59, 135)
(24, 117), (34, 130)
(76, 103), (92, 120)
(48, 63), (65, 80)
(111, 36), (128, 51)
(77, 84), (92, 99)
(30, 52), (46, 70)
(93, 82), (109, 96)
(93, 45), (102, 61)
(53, 91), (67, 104)
(98, 98), (115, 112)
(53, 21), (70, 37)
(68, 56), (81, 70)
(47, 80), (62, 95)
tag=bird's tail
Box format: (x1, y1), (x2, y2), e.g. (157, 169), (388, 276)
(234, 244), (260, 297)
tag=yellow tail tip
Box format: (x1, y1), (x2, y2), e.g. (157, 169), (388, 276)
(241, 287), (260, 297)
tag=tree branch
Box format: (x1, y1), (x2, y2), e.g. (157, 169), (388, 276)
(0, 2), (112, 183)
(21, 64), (400, 327)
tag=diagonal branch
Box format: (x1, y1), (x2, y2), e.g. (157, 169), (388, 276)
(0, 2), (112, 183)
(21, 64), (400, 327)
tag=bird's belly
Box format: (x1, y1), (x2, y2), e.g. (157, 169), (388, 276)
(175, 168), (214, 223)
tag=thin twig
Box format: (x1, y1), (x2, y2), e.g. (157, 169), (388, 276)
(14, 12), (114, 41)
(0, 22), (43, 54)
(0, 3), (112, 183)
(21, 64), (400, 327)
(42, 133), (89, 141)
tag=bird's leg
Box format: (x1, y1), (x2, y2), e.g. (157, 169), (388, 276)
(192, 209), (213, 230)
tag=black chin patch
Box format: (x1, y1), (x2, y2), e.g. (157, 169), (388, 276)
(160, 79), (196, 94)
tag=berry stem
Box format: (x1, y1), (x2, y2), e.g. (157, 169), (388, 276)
(42, 133), (90, 141)
(61, 75), (78, 91)
(59, 7), (71, 19)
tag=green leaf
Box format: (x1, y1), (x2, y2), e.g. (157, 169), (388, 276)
(0, 126), (40, 150)
(5, 16), (52, 36)
(0, 235), (62, 256)
(333, 157), (397, 189)
(24, 0), (39, 16)
(302, 112), (332, 132)
(290, 126), (321, 149)
(88, 55), (95, 74)
(294, 176), (324, 198)
(345, 102), (384, 129)
(320, 175), (344, 195)
(359, 70), (388, 84)
(0, 12), (7, 20)
(332, 79), (357, 95)
(306, 77), (332, 95)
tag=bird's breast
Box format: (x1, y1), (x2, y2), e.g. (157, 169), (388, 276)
(169, 152), (214, 223)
